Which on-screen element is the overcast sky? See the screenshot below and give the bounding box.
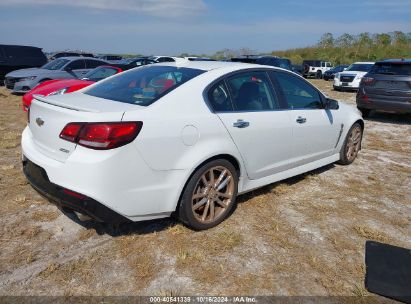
[1,0,410,55]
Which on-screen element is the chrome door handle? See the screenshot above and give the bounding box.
[296,116,307,124]
[233,119,250,128]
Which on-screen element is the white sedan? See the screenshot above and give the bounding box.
[22,61,364,230]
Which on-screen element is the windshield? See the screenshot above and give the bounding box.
[84,65,205,106]
[369,63,411,75]
[83,66,119,82]
[346,64,373,72]
[42,59,69,70]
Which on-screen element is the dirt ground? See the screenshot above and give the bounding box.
[0,80,410,297]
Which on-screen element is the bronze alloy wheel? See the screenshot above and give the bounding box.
[191,166,235,223]
[346,125,362,162]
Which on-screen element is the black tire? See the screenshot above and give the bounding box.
[338,122,363,165]
[316,70,322,79]
[333,86,340,91]
[358,107,371,118]
[178,159,238,230]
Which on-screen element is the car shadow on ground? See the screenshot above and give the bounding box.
[365,112,411,125]
[62,209,176,237]
[64,163,337,237]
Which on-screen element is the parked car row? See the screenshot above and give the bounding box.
[3,44,410,119]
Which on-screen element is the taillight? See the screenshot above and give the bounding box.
[60,123,83,142]
[59,122,142,150]
[361,77,375,86]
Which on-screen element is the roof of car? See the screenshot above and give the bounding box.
[57,56,106,61]
[379,58,411,63]
[352,62,375,64]
[154,60,282,72]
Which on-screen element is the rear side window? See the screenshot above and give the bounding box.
[85,59,106,69]
[84,66,205,106]
[208,81,232,112]
[226,71,279,111]
[83,66,118,81]
[370,63,411,76]
[157,57,175,62]
[66,59,85,70]
[273,72,323,109]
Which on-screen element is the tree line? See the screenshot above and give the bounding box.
[208,31,411,65]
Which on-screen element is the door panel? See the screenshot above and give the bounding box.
[217,112,293,180]
[289,109,341,166]
[209,71,293,180]
[271,71,341,167]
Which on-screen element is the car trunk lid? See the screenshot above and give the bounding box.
[29,93,142,162]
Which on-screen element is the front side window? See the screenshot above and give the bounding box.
[226,71,279,111]
[273,72,323,110]
[42,59,69,70]
[84,65,205,106]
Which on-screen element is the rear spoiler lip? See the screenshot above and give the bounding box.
[33,94,99,113]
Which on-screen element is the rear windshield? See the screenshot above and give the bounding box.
[346,63,374,72]
[42,59,69,70]
[84,65,205,106]
[369,62,411,75]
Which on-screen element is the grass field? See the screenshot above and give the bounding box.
[0,80,410,296]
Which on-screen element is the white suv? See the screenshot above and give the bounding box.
[302,60,333,79]
[333,62,375,91]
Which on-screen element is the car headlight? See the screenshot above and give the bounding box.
[335,73,340,79]
[20,76,37,81]
[47,87,68,96]
[355,74,362,80]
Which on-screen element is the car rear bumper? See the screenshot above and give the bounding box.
[356,96,411,114]
[23,156,129,224]
[21,126,187,223]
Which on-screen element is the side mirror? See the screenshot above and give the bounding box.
[343,68,347,71]
[326,98,339,110]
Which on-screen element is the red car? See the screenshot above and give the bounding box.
[22,65,122,111]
